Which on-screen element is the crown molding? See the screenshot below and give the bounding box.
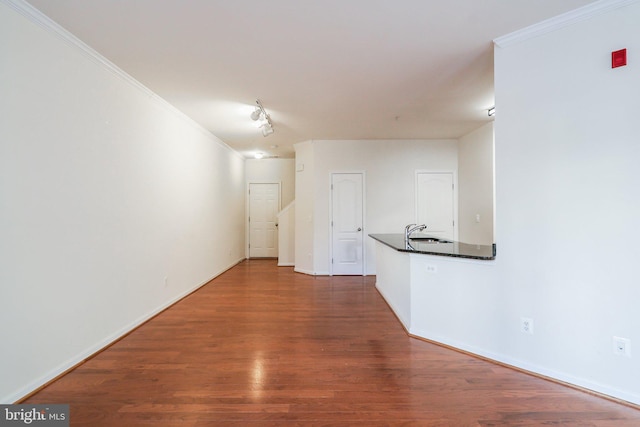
[494,0,639,48]
[2,0,150,94]
[1,0,243,160]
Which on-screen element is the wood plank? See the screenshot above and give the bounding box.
[23,259,640,426]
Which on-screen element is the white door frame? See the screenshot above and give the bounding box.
[246,181,282,259]
[414,170,458,242]
[329,171,366,276]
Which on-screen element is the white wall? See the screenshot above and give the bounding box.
[458,122,494,245]
[295,139,458,275]
[492,0,640,404]
[0,1,245,403]
[293,141,315,274]
[277,201,295,266]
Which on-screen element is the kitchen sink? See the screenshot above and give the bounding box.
[410,237,452,244]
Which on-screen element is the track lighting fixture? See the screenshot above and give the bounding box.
[250,99,274,137]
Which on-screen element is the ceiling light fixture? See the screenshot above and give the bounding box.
[254,152,264,159]
[262,126,274,137]
[250,108,262,121]
[488,106,495,117]
[250,99,274,137]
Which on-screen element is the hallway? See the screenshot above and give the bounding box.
[24,260,640,426]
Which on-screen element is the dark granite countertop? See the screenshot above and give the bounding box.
[369,233,496,260]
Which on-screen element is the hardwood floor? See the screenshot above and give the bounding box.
[24,260,640,426]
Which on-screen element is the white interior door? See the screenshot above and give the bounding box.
[331,173,364,275]
[416,172,455,240]
[249,183,279,258]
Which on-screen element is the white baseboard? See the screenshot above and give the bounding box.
[410,327,640,407]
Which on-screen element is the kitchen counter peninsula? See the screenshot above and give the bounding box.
[370,233,497,340]
[369,233,496,260]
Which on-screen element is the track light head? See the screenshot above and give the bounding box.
[262,125,274,137]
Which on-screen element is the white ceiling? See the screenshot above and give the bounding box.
[27,0,596,158]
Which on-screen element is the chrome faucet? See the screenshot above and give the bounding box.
[405,223,427,241]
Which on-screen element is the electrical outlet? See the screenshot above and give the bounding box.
[613,336,631,357]
[425,264,437,273]
[521,317,534,334]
